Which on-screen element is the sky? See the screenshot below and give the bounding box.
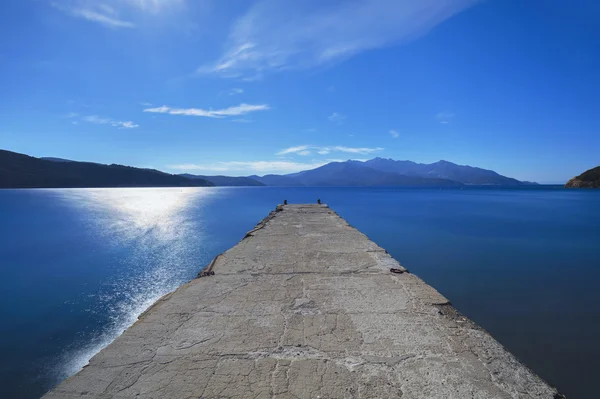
[1,0,599,183]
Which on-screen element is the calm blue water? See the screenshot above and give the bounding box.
[0,187,599,398]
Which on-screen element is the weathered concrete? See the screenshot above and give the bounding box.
[45,204,562,398]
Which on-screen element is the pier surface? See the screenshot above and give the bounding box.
[45,204,560,398]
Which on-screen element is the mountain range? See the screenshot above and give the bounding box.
[246,158,536,187]
[1,149,537,188]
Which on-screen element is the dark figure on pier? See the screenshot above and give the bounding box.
[284,200,288,205]
[317,199,321,204]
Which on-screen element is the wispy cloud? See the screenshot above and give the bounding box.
[81,115,139,129]
[143,103,269,118]
[389,129,399,138]
[51,0,186,28]
[200,0,479,78]
[119,121,140,128]
[52,2,135,28]
[436,111,456,124]
[332,146,384,154]
[328,112,346,124]
[168,160,330,174]
[125,0,186,14]
[228,88,244,96]
[277,145,384,156]
[277,145,311,155]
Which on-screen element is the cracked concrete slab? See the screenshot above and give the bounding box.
[44,204,562,398]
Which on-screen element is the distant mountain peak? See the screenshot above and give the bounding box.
[250,157,533,187]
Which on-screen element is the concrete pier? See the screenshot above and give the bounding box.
[45,204,561,398]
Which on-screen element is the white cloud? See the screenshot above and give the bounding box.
[144,103,269,118]
[167,156,378,175]
[167,160,330,174]
[200,0,479,78]
[82,115,111,124]
[52,2,135,28]
[276,145,384,156]
[51,0,186,28]
[436,111,456,124]
[74,8,134,28]
[277,145,311,155]
[389,129,399,138]
[124,0,186,13]
[328,112,346,124]
[228,88,244,96]
[334,146,384,154]
[81,115,139,129]
[119,121,140,128]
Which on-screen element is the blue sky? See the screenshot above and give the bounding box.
[1,0,599,183]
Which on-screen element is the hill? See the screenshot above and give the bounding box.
[286,162,462,186]
[0,150,213,188]
[180,174,264,186]
[248,159,532,187]
[363,158,528,185]
[565,166,600,188]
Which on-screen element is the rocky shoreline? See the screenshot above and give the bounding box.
[565,166,600,188]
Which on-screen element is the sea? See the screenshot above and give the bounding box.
[0,186,598,398]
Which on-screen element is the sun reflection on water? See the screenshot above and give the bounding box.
[50,187,217,381]
[60,187,205,237]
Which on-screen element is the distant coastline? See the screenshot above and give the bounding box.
[2,149,541,189]
[0,150,212,189]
